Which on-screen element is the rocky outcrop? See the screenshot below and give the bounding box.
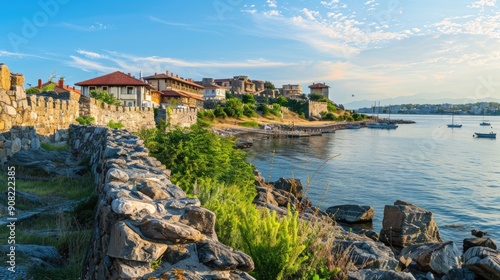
[463,246,500,280]
[348,269,416,280]
[272,177,303,200]
[399,241,461,276]
[72,125,254,280]
[326,204,374,223]
[379,200,442,248]
[334,241,399,270]
[463,237,497,253]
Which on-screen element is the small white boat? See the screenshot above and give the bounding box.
[480,122,491,126]
[447,112,462,128]
[474,132,496,139]
[346,124,361,129]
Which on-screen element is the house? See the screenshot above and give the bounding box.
[200,78,226,101]
[75,71,157,108]
[143,71,204,96]
[214,78,232,88]
[161,89,204,108]
[231,76,256,94]
[282,84,302,98]
[31,78,81,95]
[253,80,265,92]
[309,83,330,99]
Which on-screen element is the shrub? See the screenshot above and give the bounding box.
[90,90,121,106]
[243,104,258,118]
[271,103,282,118]
[107,120,124,129]
[76,116,94,125]
[242,94,255,104]
[258,104,272,117]
[239,120,259,128]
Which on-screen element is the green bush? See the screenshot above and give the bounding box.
[107,120,124,129]
[214,107,228,118]
[90,90,122,106]
[239,120,259,128]
[271,103,282,118]
[242,94,255,104]
[243,104,258,118]
[76,116,95,125]
[258,104,272,117]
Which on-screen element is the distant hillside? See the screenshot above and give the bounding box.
[343,96,500,110]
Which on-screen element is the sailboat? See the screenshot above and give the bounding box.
[480,111,491,126]
[367,103,398,129]
[447,112,462,128]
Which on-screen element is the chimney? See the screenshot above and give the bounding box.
[128,73,131,76]
[171,73,174,77]
[176,75,179,78]
[166,70,169,76]
[58,78,64,88]
[38,79,42,88]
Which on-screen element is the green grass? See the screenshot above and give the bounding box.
[7,174,94,200]
[238,120,259,128]
[40,142,69,151]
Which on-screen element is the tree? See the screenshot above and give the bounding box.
[90,90,122,106]
[275,95,288,107]
[242,94,255,104]
[264,81,276,89]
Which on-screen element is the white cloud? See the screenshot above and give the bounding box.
[76,49,108,59]
[266,0,277,8]
[264,10,281,17]
[468,0,496,8]
[364,0,375,5]
[302,8,320,21]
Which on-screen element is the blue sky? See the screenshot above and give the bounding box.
[0,0,499,105]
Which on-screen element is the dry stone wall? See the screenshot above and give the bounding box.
[168,108,198,128]
[69,125,255,279]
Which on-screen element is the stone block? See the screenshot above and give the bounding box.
[0,64,11,90]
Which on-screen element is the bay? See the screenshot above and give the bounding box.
[247,114,500,245]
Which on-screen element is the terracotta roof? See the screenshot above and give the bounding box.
[75,71,150,86]
[202,84,224,89]
[143,73,203,89]
[40,81,81,94]
[161,89,204,101]
[309,83,330,89]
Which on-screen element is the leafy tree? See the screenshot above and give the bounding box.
[275,95,288,107]
[242,94,255,104]
[243,104,258,118]
[214,106,228,118]
[90,90,122,106]
[308,94,324,101]
[258,104,271,117]
[225,91,234,99]
[264,81,276,89]
[224,98,245,119]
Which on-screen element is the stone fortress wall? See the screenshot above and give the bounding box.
[70,125,254,279]
[307,100,328,119]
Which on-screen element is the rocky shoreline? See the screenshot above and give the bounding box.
[252,173,499,280]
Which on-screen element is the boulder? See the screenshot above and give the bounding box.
[197,239,254,272]
[379,200,442,248]
[399,241,461,276]
[272,177,303,200]
[111,197,156,216]
[113,259,153,279]
[333,241,398,270]
[164,245,191,264]
[136,180,171,200]
[441,268,476,280]
[348,269,416,280]
[326,204,374,223]
[463,246,500,280]
[180,206,217,240]
[138,219,203,243]
[0,244,63,267]
[107,221,167,262]
[463,237,497,253]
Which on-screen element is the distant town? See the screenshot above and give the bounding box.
[357,102,500,115]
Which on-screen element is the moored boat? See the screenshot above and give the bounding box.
[366,122,398,129]
[474,132,496,139]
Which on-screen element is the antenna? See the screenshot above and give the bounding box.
[48,70,57,82]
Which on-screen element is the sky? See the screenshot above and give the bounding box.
[0,0,499,106]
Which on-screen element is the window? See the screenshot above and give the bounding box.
[127,102,134,107]
[89,86,96,91]
[127,87,133,95]
[102,86,108,91]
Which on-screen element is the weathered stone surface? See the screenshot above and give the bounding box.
[0,64,10,90]
[164,198,201,210]
[113,259,153,279]
[273,177,303,200]
[139,219,202,243]
[463,246,500,280]
[197,239,254,272]
[326,204,374,223]
[137,180,171,200]
[3,104,16,116]
[106,168,130,183]
[399,241,461,276]
[348,269,416,280]
[441,268,476,280]
[107,221,167,262]
[379,200,442,248]
[463,237,497,253]
[180,206,217,239]
[164,245,191,264]
[334,241,398,270]
[111,198,156,215]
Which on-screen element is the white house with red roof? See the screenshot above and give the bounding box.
[308,83,330,99]
[75,71,157,108]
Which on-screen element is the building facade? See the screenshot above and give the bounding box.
[75,71,157,107]
[282,84,302,98]
[308,83,330,99]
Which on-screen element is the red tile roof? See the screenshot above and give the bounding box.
[75,71,150,86]
[309,83,330,89]
[40,81,81,94]
[202,84,224,89]
[161,89,204,101]
[143,73,204,89]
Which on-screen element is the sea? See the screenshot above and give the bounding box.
[247,114,500,246]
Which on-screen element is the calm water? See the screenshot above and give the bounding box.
[247,114,500,245]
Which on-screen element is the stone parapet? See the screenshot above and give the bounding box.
[69,125,254,279]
